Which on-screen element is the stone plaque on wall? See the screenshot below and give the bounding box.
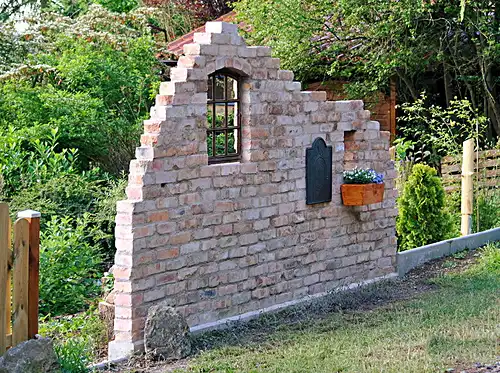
[306,137,333,205]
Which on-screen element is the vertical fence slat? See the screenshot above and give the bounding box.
[28,217,40,339]
[18,210,41,339]
[12,218,29,346]
[0,203,9,352]
[6,216,11,347]
[461,139,475,236]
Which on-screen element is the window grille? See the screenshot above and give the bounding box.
[207,70,242,164]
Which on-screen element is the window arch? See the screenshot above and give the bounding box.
[207,69,242,164]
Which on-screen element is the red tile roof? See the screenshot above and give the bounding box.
[167,11,238,56]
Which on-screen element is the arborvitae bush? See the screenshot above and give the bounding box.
[397,164,452,251]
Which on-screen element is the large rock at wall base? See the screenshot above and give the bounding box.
[0,337,60,373]
[144,302,191,361]
[98,299,115,341]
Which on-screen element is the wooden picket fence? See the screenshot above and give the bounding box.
[0,203,40,353]
[441,149,500,192]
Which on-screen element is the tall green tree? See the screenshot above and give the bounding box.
[235,0,500,138]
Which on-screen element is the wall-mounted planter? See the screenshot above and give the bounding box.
[341,183,385,206]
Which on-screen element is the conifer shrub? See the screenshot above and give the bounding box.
[397,164,452,251]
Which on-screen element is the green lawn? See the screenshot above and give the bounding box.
[176,244,500,373]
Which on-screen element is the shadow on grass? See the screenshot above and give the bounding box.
[191,275,429,353]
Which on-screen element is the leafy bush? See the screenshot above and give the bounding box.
[41,308,107,372]
[91,177,127,263]
[397,164,452,251]
[206,111,237,156]
[39,215,103,316]
[445,188,500,235]
[343,168,384,184]
[9,174,101,220]
[476,191,500,231]
[54,338,91,373]
[0,127,80,197]
[477,242,500,273]
[398,94,489,166]
[0,5,160,173]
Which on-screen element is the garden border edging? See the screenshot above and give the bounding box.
[397,227,500,277]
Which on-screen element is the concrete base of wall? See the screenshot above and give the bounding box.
[397,227,500,277]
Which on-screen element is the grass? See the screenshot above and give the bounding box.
[174,243,500,373]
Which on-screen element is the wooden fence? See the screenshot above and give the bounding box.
[441,149,500,192]
[0,203,40,353]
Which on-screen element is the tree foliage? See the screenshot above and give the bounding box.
[144,0,234,23]
[235,0,500,138]
[0,5,160,173]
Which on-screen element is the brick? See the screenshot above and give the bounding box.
[214,201,235,212]
[254,219,270,231]
[170,232,191,245]
[214,224,233,236]
[240,233,259,245]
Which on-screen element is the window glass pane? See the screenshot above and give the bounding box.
[207,77,213,100]
[207,132,214,157]
[227,128,237,154]
[214,75,225,100]
[227,76,237,99]
[207,105,214,128]
[214,103,226,128]
[214,131,226,156]
[227,103,237,127]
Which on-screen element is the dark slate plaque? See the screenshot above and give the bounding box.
[306,137,333,205]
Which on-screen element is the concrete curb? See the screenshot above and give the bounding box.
[397,227,500,277]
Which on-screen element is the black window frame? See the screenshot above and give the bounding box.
[207,69,242,164]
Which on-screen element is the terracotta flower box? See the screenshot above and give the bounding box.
[341,183,385,206]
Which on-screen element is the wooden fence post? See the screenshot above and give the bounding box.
[12,218,29,346]
[389,146,396,161]
[18,210,41,339]
[461,139,475,236]
[0,203,10,352]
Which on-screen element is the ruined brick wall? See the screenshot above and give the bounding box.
[109,21,398,359]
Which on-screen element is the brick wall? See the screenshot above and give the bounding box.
[108,21,398,359]
[306,81,397,141]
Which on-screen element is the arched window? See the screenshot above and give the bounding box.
[207,69,241,164]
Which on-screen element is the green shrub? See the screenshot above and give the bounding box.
[40,308,107,372]
[91,177,127,263]
[54,338,91,373]
[9,174,102,222]
[0,6,160,174]
[477,242,500,273]
[39,215,103,316]
[207,132,236,157]
[0,126,124,264]
[0,127,80,197]
[444,188,500,235]
[398,95,489,167]
[475,190,500,231]
[443,191,461,238]
[397,164,452,251]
